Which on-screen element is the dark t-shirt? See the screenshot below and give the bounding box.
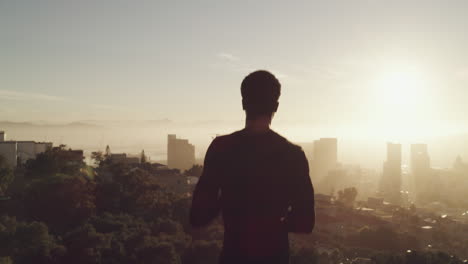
[190,129,315,264]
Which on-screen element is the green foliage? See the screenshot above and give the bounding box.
[0,257,13,264]
[140,150,147,164]
[24,174,96,231]
[347,225,401,251]
[62,224,111,264]
[0,216,65,264]
[0,155,14,193]
[91,151,104,167]
[183,240,221,264]
[0,149,218,263]
[96,165,172,219]
[86,213,188,264]
[171,197,192,231]
[136,241,180,264]
[337,187,358,207]
[290,247,319,264]
[371,250,466,264]
[2,147,465,264]
[25,147,85,178]
[184,165,203,177]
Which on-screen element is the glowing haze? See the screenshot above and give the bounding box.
[1,1,468,157]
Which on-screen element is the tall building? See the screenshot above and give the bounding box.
[167,134,195,171]
[411,144,430,173]
[54,148,85,165]
[17,141,52,164]
[109,153,140,164]
[321,169,347,195]
[0,131,52,167]
[381,142,402,204]
[453,155,467,172]
[0,141,17,167]
[310,138,338,187]
[410,144,430,181]
[410,144,432,203]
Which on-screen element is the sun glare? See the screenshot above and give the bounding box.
[377,69,426,107]
[370,65,434,140]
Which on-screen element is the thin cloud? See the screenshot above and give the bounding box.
[215,52,290,81]
[91,104,133,111]
[217,52,240,62]
[292,64,344,79]
[269,69,288,79]
[92,104,120,110]
[0,89,64,101]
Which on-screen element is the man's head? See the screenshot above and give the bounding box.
[241,70,281,120]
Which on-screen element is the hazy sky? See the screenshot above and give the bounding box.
[1,0,468,141]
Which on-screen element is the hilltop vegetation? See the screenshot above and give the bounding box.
[0,149,466,264]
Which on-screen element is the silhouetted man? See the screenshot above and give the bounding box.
[190,70,315,264]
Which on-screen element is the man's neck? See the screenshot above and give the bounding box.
[245,116,272,134]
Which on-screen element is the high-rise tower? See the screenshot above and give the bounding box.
[381,142,402,204]
[310,138,338,186]
[167,134,195,171]
[410,144,431,202]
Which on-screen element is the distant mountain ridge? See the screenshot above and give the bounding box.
[0,119,177,128]
[0,121,100,128]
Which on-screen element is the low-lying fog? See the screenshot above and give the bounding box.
[1,120,467,169]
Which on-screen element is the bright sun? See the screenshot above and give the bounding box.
[377,69,426,107]
[371,66,433,139]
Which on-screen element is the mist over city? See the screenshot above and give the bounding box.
[2,120,468,169]
[1,1,468,264]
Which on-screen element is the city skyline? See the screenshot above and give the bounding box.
[1,123,467,170]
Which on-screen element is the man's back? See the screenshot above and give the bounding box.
[190,129,315,264]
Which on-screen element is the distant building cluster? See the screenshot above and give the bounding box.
[167,134,195,171]
[2,125,465,210]
[342,140,468,207]
[303,137,468,207]
[109,153,140,164]
[379,142,467,206]
[56,148,85,166]
[0,131,52,167]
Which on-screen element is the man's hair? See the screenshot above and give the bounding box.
[241,70,281,117]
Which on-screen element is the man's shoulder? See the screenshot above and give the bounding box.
[210,129,304,154]
[208,130,243,152]
[270,130,304,153]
